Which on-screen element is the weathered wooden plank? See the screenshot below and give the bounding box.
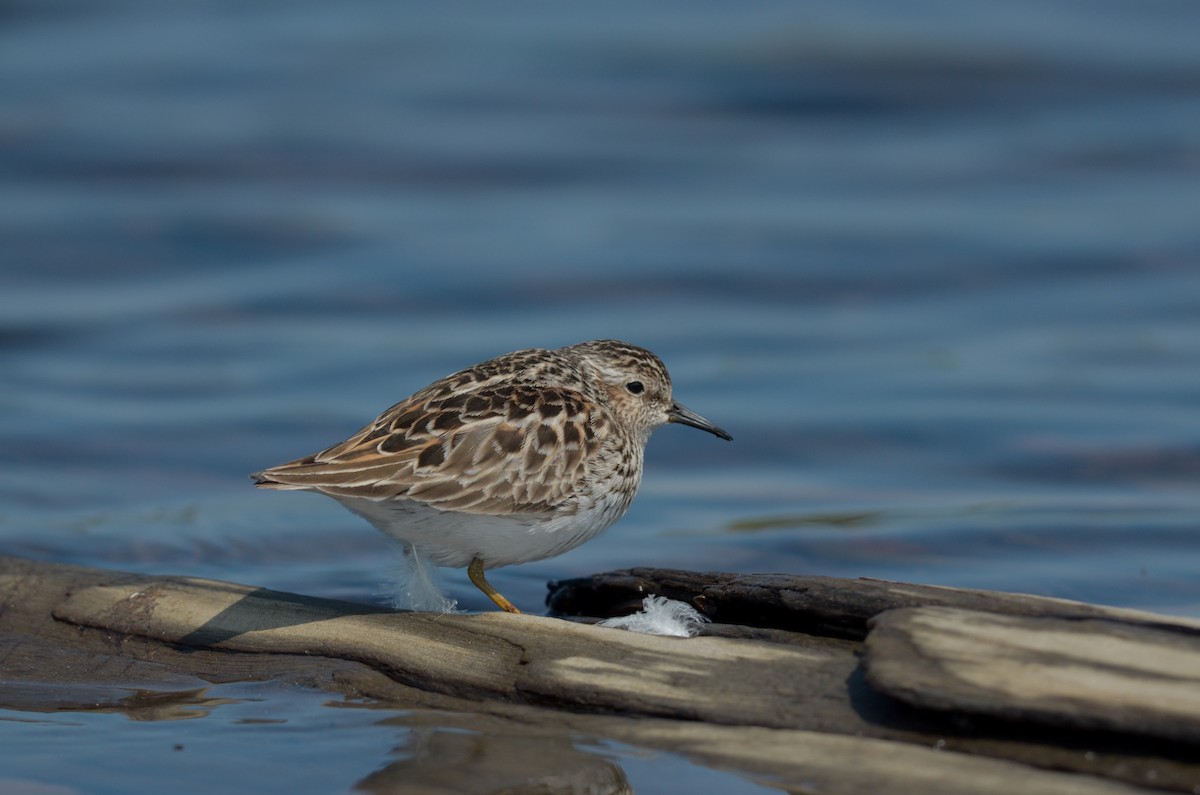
[863,606,1200,744]
[50,573,852,728]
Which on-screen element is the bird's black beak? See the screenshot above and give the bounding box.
[667,401,732,441]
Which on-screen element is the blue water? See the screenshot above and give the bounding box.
[0,684,774,794]
[2,1,1199,791]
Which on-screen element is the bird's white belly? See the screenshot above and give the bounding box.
[333,492,631,569]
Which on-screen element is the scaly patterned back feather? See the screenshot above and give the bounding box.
[252,345,643,517]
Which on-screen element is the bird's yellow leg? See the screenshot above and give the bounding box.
[468,556,521,614]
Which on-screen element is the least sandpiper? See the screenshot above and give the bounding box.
[252,339,731,613]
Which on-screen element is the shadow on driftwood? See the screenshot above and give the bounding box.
[175,584,398,648]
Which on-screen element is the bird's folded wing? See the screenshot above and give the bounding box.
[253,384,612,516]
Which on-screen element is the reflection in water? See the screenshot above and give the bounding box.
[0,684,238,722]
[357,727,633,795]
[118,687,240,722]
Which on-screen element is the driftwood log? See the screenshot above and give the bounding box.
[2,555,1198,794]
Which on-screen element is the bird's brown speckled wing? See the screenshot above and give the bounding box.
[254,382,611,516]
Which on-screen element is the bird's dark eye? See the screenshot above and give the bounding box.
[626,381,645,395]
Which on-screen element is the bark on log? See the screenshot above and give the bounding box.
[546,567,1200,640]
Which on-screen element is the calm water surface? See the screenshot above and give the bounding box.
[2,1,1199,792]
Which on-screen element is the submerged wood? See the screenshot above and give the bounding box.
[2,555,1199,794]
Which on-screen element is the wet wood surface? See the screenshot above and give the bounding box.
[2,555,1198,794]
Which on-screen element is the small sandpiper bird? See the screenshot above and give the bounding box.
[252,339,731,612]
